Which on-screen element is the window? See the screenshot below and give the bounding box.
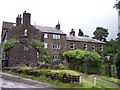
[99,44,103,51]
[52,44,61,49]
[92,44,95,51]
[53,34,60,39]
[53,55,60,60]
[37,52,39,59]
[44,43,48,49]
[70,42,75,49]
[83,43,87,50]
[44,33,48,38]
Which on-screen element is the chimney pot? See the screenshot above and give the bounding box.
[70,28,75,36]
[55,21,60,29]
[16,14,22,26]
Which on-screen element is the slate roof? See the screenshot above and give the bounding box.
[34,25,66,35]
[2,21,15,30]
[66,35,105,44]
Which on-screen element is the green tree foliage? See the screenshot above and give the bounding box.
[63,49,102,74]
[78,29,84,36]
[29,39,45,53]
[2,39,19,52]
[103,39,118,63]
[63,49,101,61]
[93,27,109,42]
[116,32,120,79]
[29,39,52,63]
[114,0,120,10]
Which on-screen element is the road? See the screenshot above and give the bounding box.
[0,78,42,88]
[0,71,58,89]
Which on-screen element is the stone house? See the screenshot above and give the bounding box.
[66,29,105,53]
[1,11,105,67]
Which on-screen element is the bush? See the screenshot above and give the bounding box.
[58,63,67,70]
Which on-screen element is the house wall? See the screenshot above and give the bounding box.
[8,43,38,67]
[43,33,66,59]
[66,40,104,52]
[7,25,42,41]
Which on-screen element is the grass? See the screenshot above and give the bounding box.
[89,78,118,88]
[101,76,120,85]
[50,69,84,75]
[96,80,118,88]
[3,68,120,88]
[4,70,93,88]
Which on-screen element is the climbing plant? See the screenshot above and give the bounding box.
[29,39,52,63]
[63,49,102,74]
[2,39,19,52]
[29,39,45,53]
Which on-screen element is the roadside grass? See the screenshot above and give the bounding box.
[89,78,118,88]
[3,68,120,88]
[96,80,118,88]
[101,76,120,85]
[20,66,84,75]
[4,70,94,88]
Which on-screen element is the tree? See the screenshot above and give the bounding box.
[93,27,109,42]
[29,39,50,63]
[114,0,120,10]
[78,29,84,36]
[116,32,120,79]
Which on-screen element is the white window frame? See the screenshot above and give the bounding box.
[52,44,61,49]
[37,52,39,59]
[53,55,60,60]
[99,44,103,51]
[92,44,95,51]
[53,34,60,39]
[44,33,48,38]
[70,42,75,49]
[83,43,87,50]
[57,35,60,39]
[44,43,48,49]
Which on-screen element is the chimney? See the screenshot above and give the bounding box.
[55,22,60,29]
[70,29,75,36]
[23,11,31,25]
[16,14,22,26]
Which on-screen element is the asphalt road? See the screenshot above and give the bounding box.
[0,71,58,89]
[0,78,42,88]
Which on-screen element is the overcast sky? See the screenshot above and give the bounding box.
[0,0,118,41]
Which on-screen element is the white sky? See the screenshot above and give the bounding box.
[0,0,118,41]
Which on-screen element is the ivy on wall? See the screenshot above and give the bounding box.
[28,39,46,53]
[62,49,103,74]
[2,39,19,52]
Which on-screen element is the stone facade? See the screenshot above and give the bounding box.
[1,11,105,67]
[7,42,38,67]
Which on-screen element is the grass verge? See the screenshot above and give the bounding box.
[4,70,94,88]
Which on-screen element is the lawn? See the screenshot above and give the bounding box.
[50,69,84,75]
[101,76,120,85]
